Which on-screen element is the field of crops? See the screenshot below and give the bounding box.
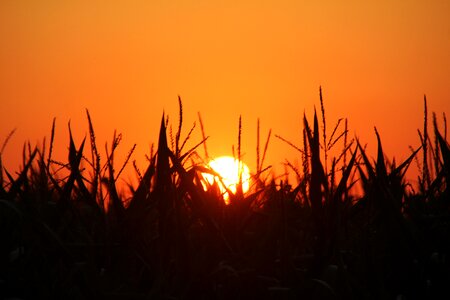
[1,95,449,299]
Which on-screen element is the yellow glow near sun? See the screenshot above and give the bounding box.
[202,156,251,201]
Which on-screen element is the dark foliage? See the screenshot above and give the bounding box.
[1,95,449,299]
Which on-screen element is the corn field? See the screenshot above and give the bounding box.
[1,93,449,299]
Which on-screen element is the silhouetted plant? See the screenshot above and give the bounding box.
[0,92,449,299]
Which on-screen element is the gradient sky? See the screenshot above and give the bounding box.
[1,0,449,185]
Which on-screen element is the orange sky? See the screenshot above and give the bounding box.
[1,1,449,186]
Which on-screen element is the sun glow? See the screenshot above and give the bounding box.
[202,156,251,202]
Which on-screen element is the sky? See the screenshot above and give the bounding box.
[1,0,449,186]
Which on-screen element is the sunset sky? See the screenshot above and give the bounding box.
[1,1,449,185]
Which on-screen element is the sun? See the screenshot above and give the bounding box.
[202,156,251,202]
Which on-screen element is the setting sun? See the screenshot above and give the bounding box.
[202,156,251,201]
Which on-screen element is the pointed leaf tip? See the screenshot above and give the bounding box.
[374,127,387,178]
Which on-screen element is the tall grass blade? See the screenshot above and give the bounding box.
[444,112,447,140]
[7,148,38,200]
[257,118,260,174]
[179,122,196,156]
[319,86,327,174]
[155,113,173,233]
[302,128,309,179]
[86,110,101,200]
[261,129,271,173]
[392,146,422,179]
[47,118,56,171]
[0,128,16,155]
[422,95,430,188]
[434,122,450,189]
[374,127,388,180]
[105,135,125,222]
[60,123,86,206]
[356,138,375,179]
[197,112,209,160]
[126,155,156,220]
[275,134,304,154]
[327,118,343,150]
[115,144,136,181]
[176,95,183,158]
[334,148,358,202]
